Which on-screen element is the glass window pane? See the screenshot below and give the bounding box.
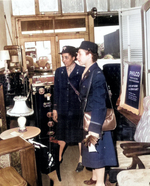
[62,0,84,13]
[12,0,35,16]
[86,0,107,12]
[36,41,51,65]
[25,41,52,70]
[25,42,36,62]
[21,20,54,35]
[120,8,142,65]
[146,9,150,70]
[55,18,86,33]
[110,0,130,11]
[135,0,147,7]
[39,0,58,12]
[94,25,120,61]
[55,18,85,29]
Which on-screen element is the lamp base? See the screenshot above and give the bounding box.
[17,116,27,133]
[18,128,27,133]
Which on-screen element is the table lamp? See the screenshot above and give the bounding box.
[0,50,10,72]
[7,96,34,132]
[11,55,19,67]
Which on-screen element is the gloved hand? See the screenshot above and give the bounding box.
[82,135,99,147]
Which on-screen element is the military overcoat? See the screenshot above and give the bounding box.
[53,63,84,143]
[79,63,117,168]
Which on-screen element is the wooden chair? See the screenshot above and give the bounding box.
[0,166,27,186]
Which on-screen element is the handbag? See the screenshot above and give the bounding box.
[82,71,116,132]
[83,108,116,132]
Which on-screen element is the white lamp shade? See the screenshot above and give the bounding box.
[0,50,10,61]
[7,96,34,117]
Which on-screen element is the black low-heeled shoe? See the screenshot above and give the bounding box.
[75,162,84,172]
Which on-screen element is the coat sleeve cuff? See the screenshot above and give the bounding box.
[88,131,99,138]
[89,122,102,135]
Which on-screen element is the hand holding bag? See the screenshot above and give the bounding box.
[82,135,99,147]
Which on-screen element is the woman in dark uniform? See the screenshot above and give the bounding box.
[53,46,85,172]
[77,41,117,185]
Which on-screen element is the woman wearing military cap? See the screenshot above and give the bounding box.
[53,45,85,172]
[77,41,117,185]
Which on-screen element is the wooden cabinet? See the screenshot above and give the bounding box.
[0,136,38,186]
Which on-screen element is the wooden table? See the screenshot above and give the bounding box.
[0,126,41,140]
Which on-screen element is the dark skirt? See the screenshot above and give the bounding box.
[81,131,117,169]
[55,111,83,143]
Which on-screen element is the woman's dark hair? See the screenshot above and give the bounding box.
[69,48,78,60]
[86,51,98,62]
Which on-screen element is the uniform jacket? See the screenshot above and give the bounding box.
[53,63,84,115]
[79,62,107,134]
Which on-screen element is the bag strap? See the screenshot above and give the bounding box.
[105,84,114,109]
[83,70,94,111]
[68,70,113,112]
[82,72,114,111]
[68,79,80,96]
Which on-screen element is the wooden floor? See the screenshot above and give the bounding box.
[8,122,120,185]
[8,121,116,185]
[45,145,117,186]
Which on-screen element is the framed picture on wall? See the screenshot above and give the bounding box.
[119,61,143,115]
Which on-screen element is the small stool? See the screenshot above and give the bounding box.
[117,169,150,186]
[0,166,27,186]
